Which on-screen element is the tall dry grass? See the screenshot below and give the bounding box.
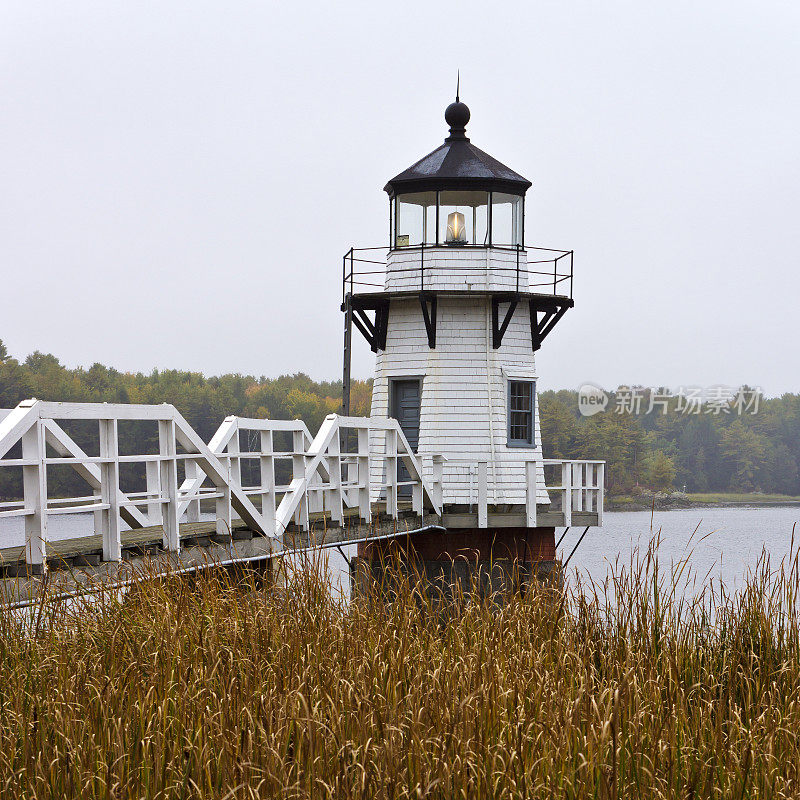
[2,537,800,799]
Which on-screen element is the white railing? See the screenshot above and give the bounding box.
[0,399,603,569]
[445,457,604,528]
[183,414,442,537]
[0,401,441,568]
[542,460,605,527]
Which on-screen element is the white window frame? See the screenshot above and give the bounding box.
[507,379,535,448]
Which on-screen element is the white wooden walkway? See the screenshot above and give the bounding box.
[0,400,603,573]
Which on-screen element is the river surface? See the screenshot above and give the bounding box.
[2,506,799,594]
[560,505,800,591]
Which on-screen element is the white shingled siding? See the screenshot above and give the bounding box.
[385,247,528,293]
[369,294,549,506]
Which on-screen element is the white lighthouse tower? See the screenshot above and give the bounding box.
[342,94,602,587]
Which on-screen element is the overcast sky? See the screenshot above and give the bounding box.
[1,1,798,396]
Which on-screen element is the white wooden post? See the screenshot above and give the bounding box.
[325,426,343,524]
[158,419,180,552]
[307,427,325,516]
[345,456,358,508]
[572,462,584,512]
[597,462,605,526]
[410,462,423,516]
[93,491,103,539]
[228,429,241,487]
[99,419,122,561]
[583,464,592,513]
[525,460,537,527]
[183,459,201,522]
[146,458,162,525]
[292,429,310,530]
[432,454,445,510]
[477,460,488,529]
[403,437,423,516]
[385,428,398,519]
[562,461,572,527]
[214,436,234,540]
[22,420,47,568]
[259,430,276,536]
[357,427,371,523]
[215,459,232,539]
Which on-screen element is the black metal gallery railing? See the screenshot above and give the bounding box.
[341,244,573,304]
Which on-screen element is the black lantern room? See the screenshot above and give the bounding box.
[385,97,531,250]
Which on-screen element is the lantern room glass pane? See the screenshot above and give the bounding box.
[395,192,437,247]
[491,193,523,246]
[438,191,489,246]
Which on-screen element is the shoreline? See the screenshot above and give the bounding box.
[607,496,800,513]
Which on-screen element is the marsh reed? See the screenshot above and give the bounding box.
[2,535,800,799]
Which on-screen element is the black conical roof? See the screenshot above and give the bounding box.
[384,99,531,197]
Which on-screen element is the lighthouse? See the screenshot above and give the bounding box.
[342,94,603,591]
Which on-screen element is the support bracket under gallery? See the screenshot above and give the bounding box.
[345,295,390,353]
[419,292,437,349]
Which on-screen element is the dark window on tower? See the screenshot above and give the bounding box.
[507,380,535,446]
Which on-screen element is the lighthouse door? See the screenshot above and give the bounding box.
[390,379,421,497]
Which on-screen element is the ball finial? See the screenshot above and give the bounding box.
[445,98,470,143]
[445,100,470,131]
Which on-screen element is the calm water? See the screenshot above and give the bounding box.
[3,506,800,592]
[562,505,800,590]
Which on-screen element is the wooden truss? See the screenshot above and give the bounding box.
[492,294,574,351]
[346,295,390,353]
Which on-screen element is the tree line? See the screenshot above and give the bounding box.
[539,388,800,495]
[0,341,371,500]
[1,340,798,497]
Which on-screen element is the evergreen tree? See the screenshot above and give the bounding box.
[648,452,676,492]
